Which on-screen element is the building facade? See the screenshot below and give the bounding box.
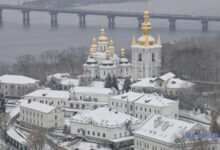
[70,107,142,149]
[109,91,179,120]
[0,75,39,98]
[70,86,112,103]
[131,11,162,81]
[134,114,217,150]
[20,100,64,129]
[24,89,71,107]
[131,72,194,96]
[83,29,132,80]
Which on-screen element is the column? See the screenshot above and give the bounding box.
[78,14,86,28]
[201,20,208,32]
[169,18,176,31]
[50,12,58,28]
[108,16,115,29]
[22,10,30,27]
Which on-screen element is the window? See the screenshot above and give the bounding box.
[78,129,80,133]
[93,131,95,136]
[98,132,100,137]
[152,53,155,62]
[103,133,105,138]
[138,53,142,61]
[55,115,57,119]
[112,102,114,106]
[87,131,90,135]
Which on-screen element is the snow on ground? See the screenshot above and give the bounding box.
[180,109,211,124]
[60,141,112,150]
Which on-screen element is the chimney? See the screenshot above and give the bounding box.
[28,99,31,104]
[162,121,169,131]
[154,116,162,128]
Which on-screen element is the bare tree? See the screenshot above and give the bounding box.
[25,130,46,150]
[0,112,10,142]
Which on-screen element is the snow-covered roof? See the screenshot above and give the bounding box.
[71,107,141,128]
[47,73,70,80]
[0,74,38,84]
[111,92,177,107]
[90,81,105,88]
[9,107,20,119]
[71,87,112,95]
[20,100,55,113]
[131,77,156,88]
[166,78,193,89]
[86,58,97,64]
[60,78,79,86]
[25,89,70,99]
[111,92,144,102]
[60,141,112,150]
[134,114,198,143]
[157,72,175,81]
[7,127,26,144]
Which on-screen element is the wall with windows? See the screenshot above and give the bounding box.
[0,82,39,98]
[20,106,64,129]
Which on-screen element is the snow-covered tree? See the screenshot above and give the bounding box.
[105,74,112,88]
[0,112,9,142]
[123,77,131,92]
[111,75,118,91]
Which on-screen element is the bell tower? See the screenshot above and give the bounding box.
[131,11,162,81]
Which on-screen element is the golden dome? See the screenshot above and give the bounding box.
[108,40,115,51]
[89,48,94,58]
[106,50,110,59]
[137,10,155,46]
[98,28,108,42]
[91,38,98,49]
[121,48,125,57]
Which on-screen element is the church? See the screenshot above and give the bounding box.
[83,10,161,81]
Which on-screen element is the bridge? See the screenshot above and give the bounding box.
[0,4,220,31]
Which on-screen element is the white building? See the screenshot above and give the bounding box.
[83,29,132,80]
[109,91,179,120]
[132,11,161,81]
[70,107,142,149]
[131,72,194,96]
[60,78,79,90]
[134,114,217,150]
[82,11,163,82]
[0,74,39,98]
[70,86,112,103]
[47,73,71,82]
[47,73,79,90]
[24,89,71,107]
[20,100,64,129]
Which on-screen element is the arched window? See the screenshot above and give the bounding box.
[152,53,155,62]
[138,53,142,61]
